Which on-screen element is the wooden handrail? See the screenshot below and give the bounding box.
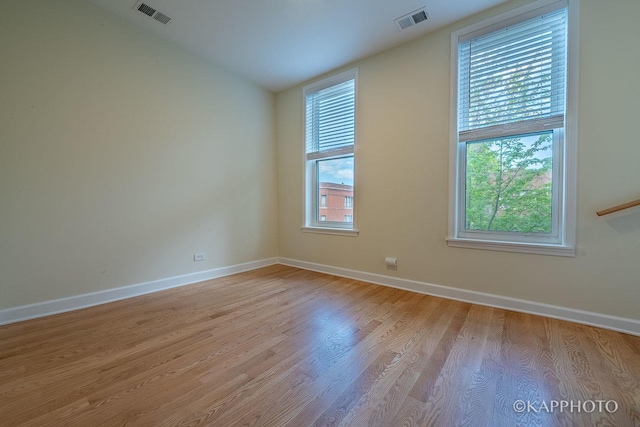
[597,198,640,216]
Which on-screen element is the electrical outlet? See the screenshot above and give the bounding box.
[194,252,206,262]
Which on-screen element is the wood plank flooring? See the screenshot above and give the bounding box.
[1,264,639,426]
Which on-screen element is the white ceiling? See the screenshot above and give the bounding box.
[89,0,510,92]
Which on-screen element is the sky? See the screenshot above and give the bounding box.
[318,157,354,186]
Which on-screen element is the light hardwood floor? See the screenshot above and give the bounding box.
[1,264,639,426]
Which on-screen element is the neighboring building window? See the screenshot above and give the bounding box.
[344,215,353,222]
[448,0,577,256]
[345,196,353,208]
[303,69,357,233]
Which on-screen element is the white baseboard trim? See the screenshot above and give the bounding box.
[4,256,638,337]
[0,258,278,326]
[278,257,640,337]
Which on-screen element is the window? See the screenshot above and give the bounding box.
[345,196,353,208]
[302,69,358,235]
[448,0,577,256]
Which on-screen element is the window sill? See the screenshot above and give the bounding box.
[301,226,359,237]
[446,237,575,257]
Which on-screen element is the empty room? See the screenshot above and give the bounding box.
[1,0,639,425]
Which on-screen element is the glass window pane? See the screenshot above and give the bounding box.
[316,157,354,223]
[465,132,553,233]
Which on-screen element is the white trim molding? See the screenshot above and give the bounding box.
[300,226,359,237]
[0,258,278,326]
[446,238,576,257]
[278,257,640,337]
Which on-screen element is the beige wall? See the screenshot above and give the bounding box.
[276,0,640,320]
[0,0,277,308]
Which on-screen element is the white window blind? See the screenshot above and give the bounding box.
[305,79,355,160]
[458,8,567,142]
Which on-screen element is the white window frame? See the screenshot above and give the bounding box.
[447,0,578,256]
[301,69,359,237]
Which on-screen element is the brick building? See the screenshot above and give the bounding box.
[318,182,353,223]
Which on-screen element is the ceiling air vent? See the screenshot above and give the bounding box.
[394,7,429,31]
[134,2,172,25]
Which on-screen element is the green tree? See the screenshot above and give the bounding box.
[465,133,552,233]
